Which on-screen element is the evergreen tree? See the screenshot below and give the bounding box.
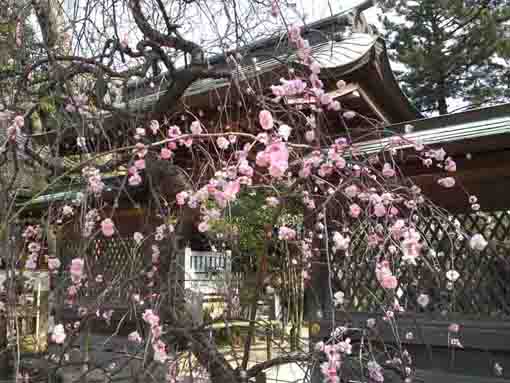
[381,0,510,114]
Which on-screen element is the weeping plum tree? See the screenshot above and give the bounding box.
[0,0,489,382]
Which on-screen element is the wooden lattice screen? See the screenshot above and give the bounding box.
[334,210,510,318]
[59,238,148,304]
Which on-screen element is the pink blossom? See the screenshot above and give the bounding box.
[376,261,397,289]
[343,110,356,119]
[333,232,350,251]
[224,180,240,201]
[101,218,115,237]
[153,340,168,363]
[288,25,301,43]
[176,191,188,206]
[51,324,66,344]
[438,177,455,188]
[128,331,142,343]
[190,120,203,135]
[152,245,160,263]
[380,275,398,289]
[135,143,147,158]
[373,203,386,217]
[328,100,341,111]
[259,110,274,130]
[134,159,145,170]
[344,185,359,199]
[278,124,292,140]
[266,197,280,207]
[70,258,84,281]
[423,158,433,167]
[133,232,143,244]
[267,142,289,178]
[382,163,396,177]
[238,161,254,177]
[142,309,160,327]
[198,221,210,233]
[445,158,456,172]
[167,126,182,137]
[278,227,296,241]
[256,151,270,167]
[305,130,315,142]
[217,136,230,149]
[129,172,142,186]
[160,147,172,159]
[135,128,146,138]
[310,61,321,74]
[48,257,61,271]
[349,203,361,218]
[448,323,460,333]
[401,229,422,264]
[14,115,24,128]
[256,133,269,145]
[149,120,159,134]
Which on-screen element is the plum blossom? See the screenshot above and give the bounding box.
[190,120,203,135]
[344,185,359,199]
[367,361,384,382]
[373,203,386,217]
[278,124,292,140]
[343,110,356,119]
[198,221,210,233]
[259,110,274,130]
[417,293,430,308]
[128,331,142,343]
[438,177,455,188]
[470,233,488,251]
[48,257,61,272]
[101,218,115,237]
[70,258,84,283]
[153,340,168,363]
[332,232,349,251]
[376,261,398,289]
[382,163,396,177]
[160,147,172,159]
[266,197,280,207]
[133,232,143,244]
[401,229,422,264]
[333,291,344,306]
[217,136,230,149]
[446,269,460,282]
[278,227,296,241]
[445,158,457,172]
[176,191,189,206]
[128,172,142,186]
[51,324,66,344]
[142,309,160,328]
[149,120,159,134]
[349,203,361,218]
[267,142,289,178]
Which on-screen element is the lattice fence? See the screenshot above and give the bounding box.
[59,237,148,304]
[334,210,510,318]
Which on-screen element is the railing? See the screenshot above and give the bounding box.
[184,249,232,274]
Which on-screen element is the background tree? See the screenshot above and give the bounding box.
[381,0,510,115]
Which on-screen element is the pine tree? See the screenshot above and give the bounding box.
[381,0,510,115]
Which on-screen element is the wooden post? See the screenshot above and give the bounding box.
[265,327,272,360]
